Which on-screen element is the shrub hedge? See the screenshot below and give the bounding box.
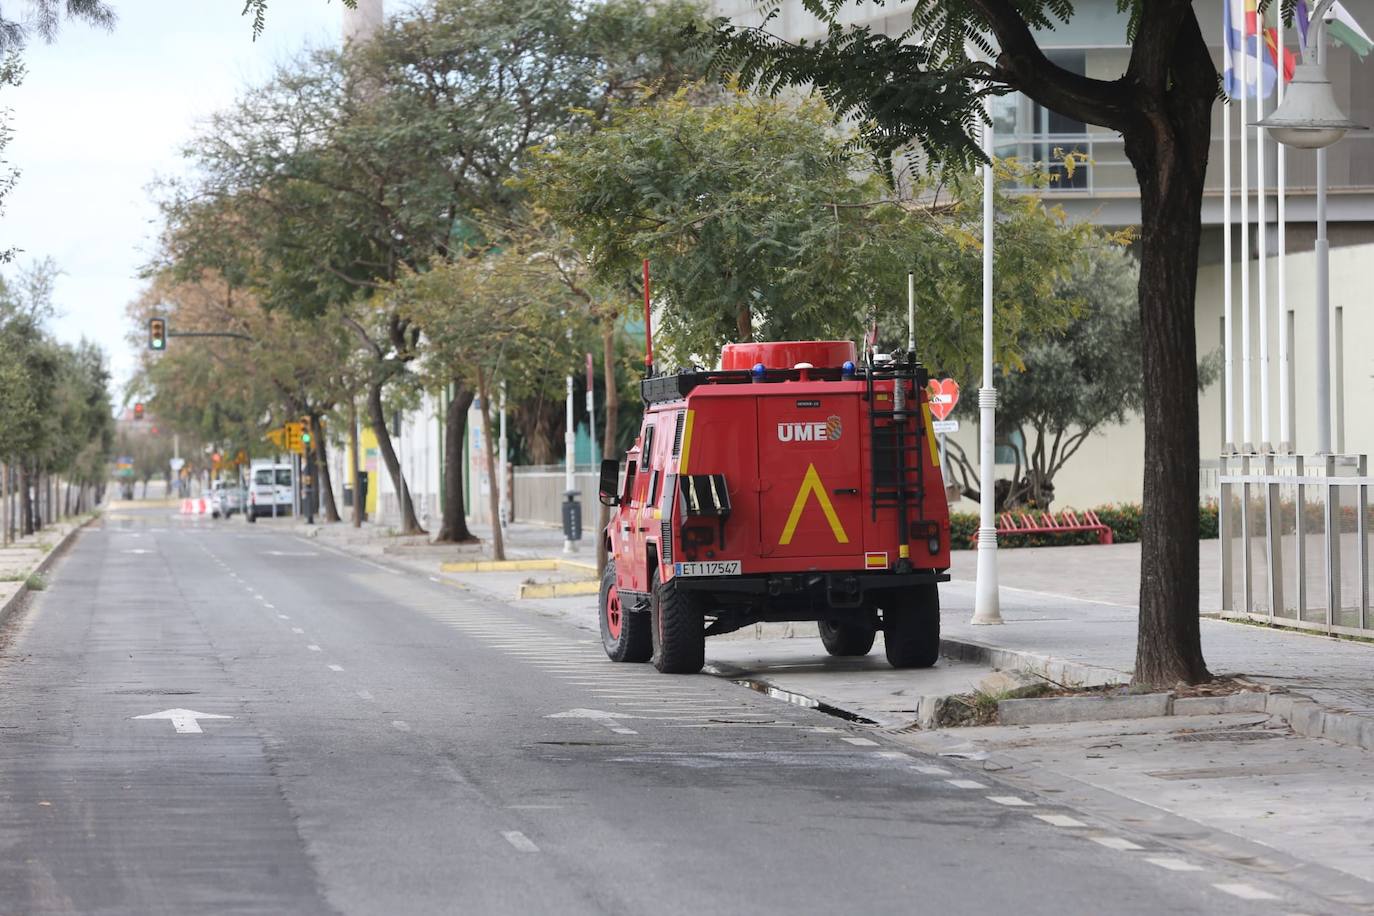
[949,502,1218,550]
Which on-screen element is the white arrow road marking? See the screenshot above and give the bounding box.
[132,708,232,735]
[546,708,639,735]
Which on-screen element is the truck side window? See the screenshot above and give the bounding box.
[640,424,656,471]
[621,462,637,505]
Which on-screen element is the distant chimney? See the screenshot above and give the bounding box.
[343,0,383,46]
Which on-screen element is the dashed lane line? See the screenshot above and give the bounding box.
[987,796,1035,807]
[1213,883,1278,902]
[912,765,951,776]
[841,737,878,746]
[502,831,540,853]
[391,720,411,732]
[291,627,305,634]
[307,645,322,652]
[1145,858,1203,872]
[1035,814,1086,828]
[1090,836,1143,852]
[946,779,987,789]
[328,664,344,672]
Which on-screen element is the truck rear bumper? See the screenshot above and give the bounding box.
[672,569,949,604]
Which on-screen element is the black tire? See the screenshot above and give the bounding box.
[651,575,704,674]
[883,584,941,669]
[818,619,876,656]
[600,559,651,663]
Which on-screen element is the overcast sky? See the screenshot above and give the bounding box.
[5,1,348,401]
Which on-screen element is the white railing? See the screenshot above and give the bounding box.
[1218,454,1372,637]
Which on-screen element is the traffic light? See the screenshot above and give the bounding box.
[134,402,145,421]
[301,418,313,447]
[148,317,167,351]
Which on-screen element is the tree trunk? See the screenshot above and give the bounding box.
[597,321,621,577]
[1124,94,1213,687]
[366,381,426,535]
[1,462,8,547]
[477,375,505,562]
[349,399,362,528]
[735,301,751,342]
[435,382,477,543]
[19,463,33,536]
[313,418,342,523]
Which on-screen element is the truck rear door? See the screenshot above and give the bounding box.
[756,394,863,560]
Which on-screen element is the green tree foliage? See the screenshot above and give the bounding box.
[526,88,1109,376]
[712,0,1226,686]
[155,0,707,539]
[0,261,113,534]
[943,246,1200,510]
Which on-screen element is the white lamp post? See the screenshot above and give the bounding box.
[1256,0,1368,455]
[971,114,1002,626]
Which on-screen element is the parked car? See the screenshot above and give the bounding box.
[246,461,293,522]
[210,480,245,519]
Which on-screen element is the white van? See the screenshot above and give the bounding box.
[246,460,293,522]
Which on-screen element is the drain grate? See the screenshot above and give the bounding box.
[732,678,878,726]
[1173,730,1281,743]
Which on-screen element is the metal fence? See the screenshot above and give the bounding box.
[1219,454,1372,638]
[467,464,600,529]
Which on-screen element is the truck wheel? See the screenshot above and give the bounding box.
[651,576,704,674]
[818,620,875,656]
[600,559,651,663]
[883,584,940,669]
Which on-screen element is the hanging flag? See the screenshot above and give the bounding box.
[1225,0,1283,98]
[1264,25,1297,81]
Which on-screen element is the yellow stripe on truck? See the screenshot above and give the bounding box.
[678,409,696,474]
[922,402,940,467]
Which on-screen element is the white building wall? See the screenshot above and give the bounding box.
[943,242,1374,513]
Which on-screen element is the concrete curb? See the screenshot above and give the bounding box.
[516,579,600,600]
[1267,690,1374,751]
[0,513,99,630]
[939,636,1130,688]
[997,690,1268,726]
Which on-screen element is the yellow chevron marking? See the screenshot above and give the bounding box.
[779,463,850,546]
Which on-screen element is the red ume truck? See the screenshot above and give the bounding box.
[597,339,951,674]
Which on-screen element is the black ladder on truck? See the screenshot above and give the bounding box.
[863,359,930,571]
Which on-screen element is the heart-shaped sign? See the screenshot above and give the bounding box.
[927,378,960,421]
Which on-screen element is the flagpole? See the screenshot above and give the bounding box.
[1223,84,1235,455]
[1240,5,1253,454]
[1257,3,1271,453]
[1225,0,1236,455]
[1277,6,1292,453]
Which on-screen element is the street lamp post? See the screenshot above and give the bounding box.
[971,114,1002,626]
[1256,0,1368,455]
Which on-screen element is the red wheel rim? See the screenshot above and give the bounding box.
[605,586,623,641]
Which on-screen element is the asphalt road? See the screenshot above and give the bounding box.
[0,508,1319,915]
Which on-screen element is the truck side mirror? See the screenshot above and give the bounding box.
[598,458,621,507]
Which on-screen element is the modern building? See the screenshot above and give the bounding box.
[710,0,1374,511]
